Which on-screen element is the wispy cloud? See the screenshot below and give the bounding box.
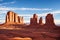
[17,8,52,10]
[0,7,52,11]
[54,20,60,24]
[0,10,60,17]
[0,19,5,23]
[0,1,15,6]
[18,14,33,17]
[18,10,60,17]
[0,10,7,14]
[38,10,60,16]
[0,8,60,17]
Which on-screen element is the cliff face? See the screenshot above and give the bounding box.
[5,11,24,24]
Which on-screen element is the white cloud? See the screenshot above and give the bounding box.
[18,8,52,10]
[54,20,60,24]
[48,10,60,14]
[0,19,5,23]
[18,10,60,17]
[24,20,30,23]
[38,10,60,16]
[0,7,52,11]
[0,7,59,16]
[18,14,33,17]
[0,10,7,14]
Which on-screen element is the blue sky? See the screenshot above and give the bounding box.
[0,0,60,24]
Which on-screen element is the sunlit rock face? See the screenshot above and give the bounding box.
[45,13,55,25]
[30,14,38,25]
[5,11,24,24]
[14,13,18,23]
[39,17,43,25]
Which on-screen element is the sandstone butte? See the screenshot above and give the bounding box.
[5,11,24,24]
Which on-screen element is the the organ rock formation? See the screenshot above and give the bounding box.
[30,14,38,25]
[5,11,24,24]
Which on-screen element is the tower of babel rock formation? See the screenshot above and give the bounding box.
[30,14,38,25]
[39,17,43,25]
[5,11,24,24]
[45,13,55,25]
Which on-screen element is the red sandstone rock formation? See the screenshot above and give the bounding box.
[39,17,43,25]
[5,11,24,24]
[14,13,18,23]
[18,16,24,24]
[45,13,55,25]
[30,14,38,25]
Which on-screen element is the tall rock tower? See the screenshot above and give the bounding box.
[5,11,24,24]
[45,13,55,25]
[14,13,18,23]
[30,14,38,25]
[6,11,14,23]
[39,17,43,25]
[18,16,24,24]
